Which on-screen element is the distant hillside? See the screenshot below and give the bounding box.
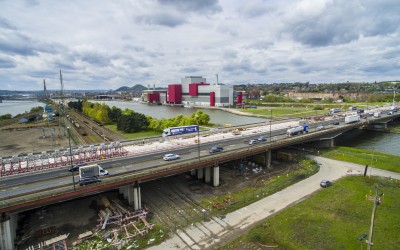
[115,84,147,92]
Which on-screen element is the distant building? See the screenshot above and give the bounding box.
[142,76,236,107]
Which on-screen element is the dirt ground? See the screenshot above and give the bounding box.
[15,159,296,249]
[0,125,70,157]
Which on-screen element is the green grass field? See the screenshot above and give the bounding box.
[106,124,160,139]
[321,147,400,173]
[220,176,400,250]
[200,158,319,216]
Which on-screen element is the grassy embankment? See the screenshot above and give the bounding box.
[199,158,319,217]
[239,102,391,119]
[220,176,400,250]
[106,124,160,139]
[321,146,400,173]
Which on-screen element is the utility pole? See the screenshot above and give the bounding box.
[269,110,272,144]
[67,127,76,190]
[196,115,200,161]
[366,184,383,249]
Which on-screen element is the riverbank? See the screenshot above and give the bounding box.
[320,146,400,172]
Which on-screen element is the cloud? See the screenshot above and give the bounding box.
[157,0,222,14]
[282,0,400,47]
[0,17,17,30]
[135,13,186,27]
[0,57,16,68]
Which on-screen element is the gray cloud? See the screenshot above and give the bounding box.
[0,17,17,30]
[0,57,16,68]
[135,13,186,27]
[283,0,400,47]
[157,0,222,14]
[0,30,61,56]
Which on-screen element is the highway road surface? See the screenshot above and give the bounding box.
[148,156,400,250]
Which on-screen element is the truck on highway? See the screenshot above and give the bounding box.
[79,164,108,178]
[390,106,398,112]
[344,115,360,124]
[286,125,309,136]
[162,125,199,137]
[373,112,381,118]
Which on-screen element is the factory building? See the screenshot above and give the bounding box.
[143,76,236,107]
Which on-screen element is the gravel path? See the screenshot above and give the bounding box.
[148,156,400,249]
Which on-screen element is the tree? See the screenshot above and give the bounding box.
[117,112,149,133]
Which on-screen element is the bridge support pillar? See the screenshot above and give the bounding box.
[213,165,219,187]
[0,213,17,250]
[266,150,272,170]
[205,167,211,183]
[329,138,335,148]
[197,168,204,180]
[133,182,141,210]
[133,187,139,210]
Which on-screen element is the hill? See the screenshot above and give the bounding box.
[115,84,147,92]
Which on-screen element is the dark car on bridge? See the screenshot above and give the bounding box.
[257,136,267,141]
[68,163,87,172]
[209,145,224,153]
[79,176,102,186]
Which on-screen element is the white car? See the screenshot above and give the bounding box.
[163,154,181,161]
[249,139,259,145]
[316,125,324,131]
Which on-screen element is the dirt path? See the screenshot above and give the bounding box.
[148,156,400,249]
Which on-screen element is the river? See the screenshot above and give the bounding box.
[0,100,44,116]
[336,129,400,155]
[92,100,266,126]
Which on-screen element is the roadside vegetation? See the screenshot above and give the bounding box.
[200,158,319,216]
[220,176,400,250]
[320,146,400,173]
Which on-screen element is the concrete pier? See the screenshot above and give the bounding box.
[0,213,17,250]
[213,165,219,187]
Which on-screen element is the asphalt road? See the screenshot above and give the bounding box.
[148,156,400,250]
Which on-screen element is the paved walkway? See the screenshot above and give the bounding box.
[148,156,400,249]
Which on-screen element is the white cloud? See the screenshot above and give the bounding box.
[0,0,399,90]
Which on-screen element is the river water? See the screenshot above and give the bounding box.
[0,100,45,116]
[2,100,399,156]
[92,100,266,126]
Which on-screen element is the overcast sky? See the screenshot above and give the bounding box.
[0,0,399,91]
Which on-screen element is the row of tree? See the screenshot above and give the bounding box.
[70,101,210,133]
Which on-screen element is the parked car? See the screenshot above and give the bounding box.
[163,153,181,161]
[332,121,340,125]
[257,136,267,141]
[249,139,259,145]
[68,163,87,172]
[209,146,224,153]
[79,176,101,186]
[320,180,332,188]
